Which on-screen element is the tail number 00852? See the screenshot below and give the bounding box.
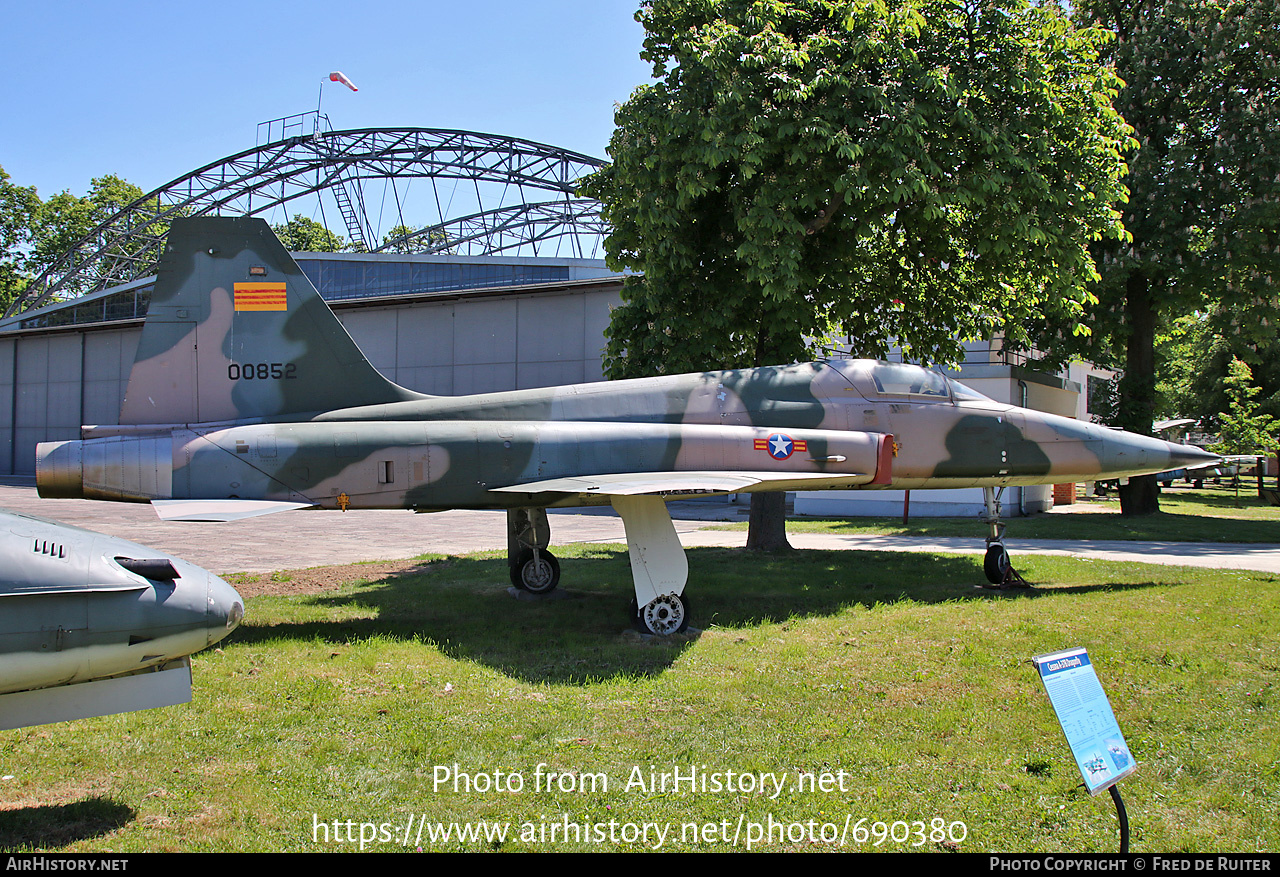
[228,362,298,380]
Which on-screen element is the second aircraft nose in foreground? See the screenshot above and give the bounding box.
[1,512,244,730]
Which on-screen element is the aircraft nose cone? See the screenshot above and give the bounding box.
[1166,443,1220,471]
[206,573,245,647]
[1099,430,1221,479]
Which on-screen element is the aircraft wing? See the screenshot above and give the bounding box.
[489,470,871,498]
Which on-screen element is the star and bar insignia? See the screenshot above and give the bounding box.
[754,433,806,460]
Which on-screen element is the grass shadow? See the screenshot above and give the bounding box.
[0,796,134,850]
[223,545,1180,684]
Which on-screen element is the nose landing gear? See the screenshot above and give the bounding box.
[981,487,1030,589]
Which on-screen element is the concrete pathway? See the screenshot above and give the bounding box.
[680,530,1280,574]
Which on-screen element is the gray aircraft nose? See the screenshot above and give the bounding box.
[1166,443,1221,471]
[1101,431,1220,478]
[206,574,245,647]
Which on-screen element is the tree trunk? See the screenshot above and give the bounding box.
[746,491,792,551]
[745,319,795,549]
[1118,271,1161,516]
[1118,475,1160,516]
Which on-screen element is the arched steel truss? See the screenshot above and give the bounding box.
[374,200,610,256]
[10,127,607,317]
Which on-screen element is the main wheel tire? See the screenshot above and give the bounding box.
[511,549,560,594]
[635,593,690,636]
[984,543,1011,585]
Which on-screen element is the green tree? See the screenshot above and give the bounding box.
[1047,0,1280,515]
[25,174,154,299]
[1156,314,1280,430]
[583,0,1133,547]
[1,170,152,308]
[1193,335,1280,428]
[1216,357,1277,456]
[1153,314,1202,420]
[0,165,42,311]
[272,215,346,252]
[1214,356,1278,504]
[380,224,422,254]
[379,224,451,254]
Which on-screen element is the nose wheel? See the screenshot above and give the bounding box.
[981,488,1031,589]
[982,540,1029,589]
[984,542,1011,584]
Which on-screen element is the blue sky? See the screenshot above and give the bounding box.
[1,0,651,198]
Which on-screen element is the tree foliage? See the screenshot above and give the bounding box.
[0,168,155,308]
[28,175,146,273]
[272,215,346,253]
[1215,356,1278,458]
[1043,0,1280,514]
[34,175,155,298]
[380,224,426,254]
[0,165,41,310]
[584,0,1134,547]
[583,0,1134,379]
[1156,314,1280,429]
[379,224,451,254]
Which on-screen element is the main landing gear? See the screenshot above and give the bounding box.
[611,495,692,635]
[629,592,691,636]
[507,508,561,595]
[512,548,560,594]
[981,487,1030,589]
[507,502,693,634]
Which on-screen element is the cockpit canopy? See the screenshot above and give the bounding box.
[824,360,993,404]
[868,362,950,397]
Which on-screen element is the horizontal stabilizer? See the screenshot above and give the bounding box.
[152,499,315,522]
[490,470,870,497]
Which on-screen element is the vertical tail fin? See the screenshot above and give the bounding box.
[120,217,420,425]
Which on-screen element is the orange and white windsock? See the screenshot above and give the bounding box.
[329,71,358,92]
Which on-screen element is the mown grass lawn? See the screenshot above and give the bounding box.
[1,538,1276,853]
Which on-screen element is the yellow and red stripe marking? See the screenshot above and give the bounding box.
[234,282,288,311]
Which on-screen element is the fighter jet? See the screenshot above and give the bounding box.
[34,218,1217,635]
[0,510,244,730]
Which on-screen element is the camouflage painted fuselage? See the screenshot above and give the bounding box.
[34,217,1214,512]
[39,359,1201,512]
